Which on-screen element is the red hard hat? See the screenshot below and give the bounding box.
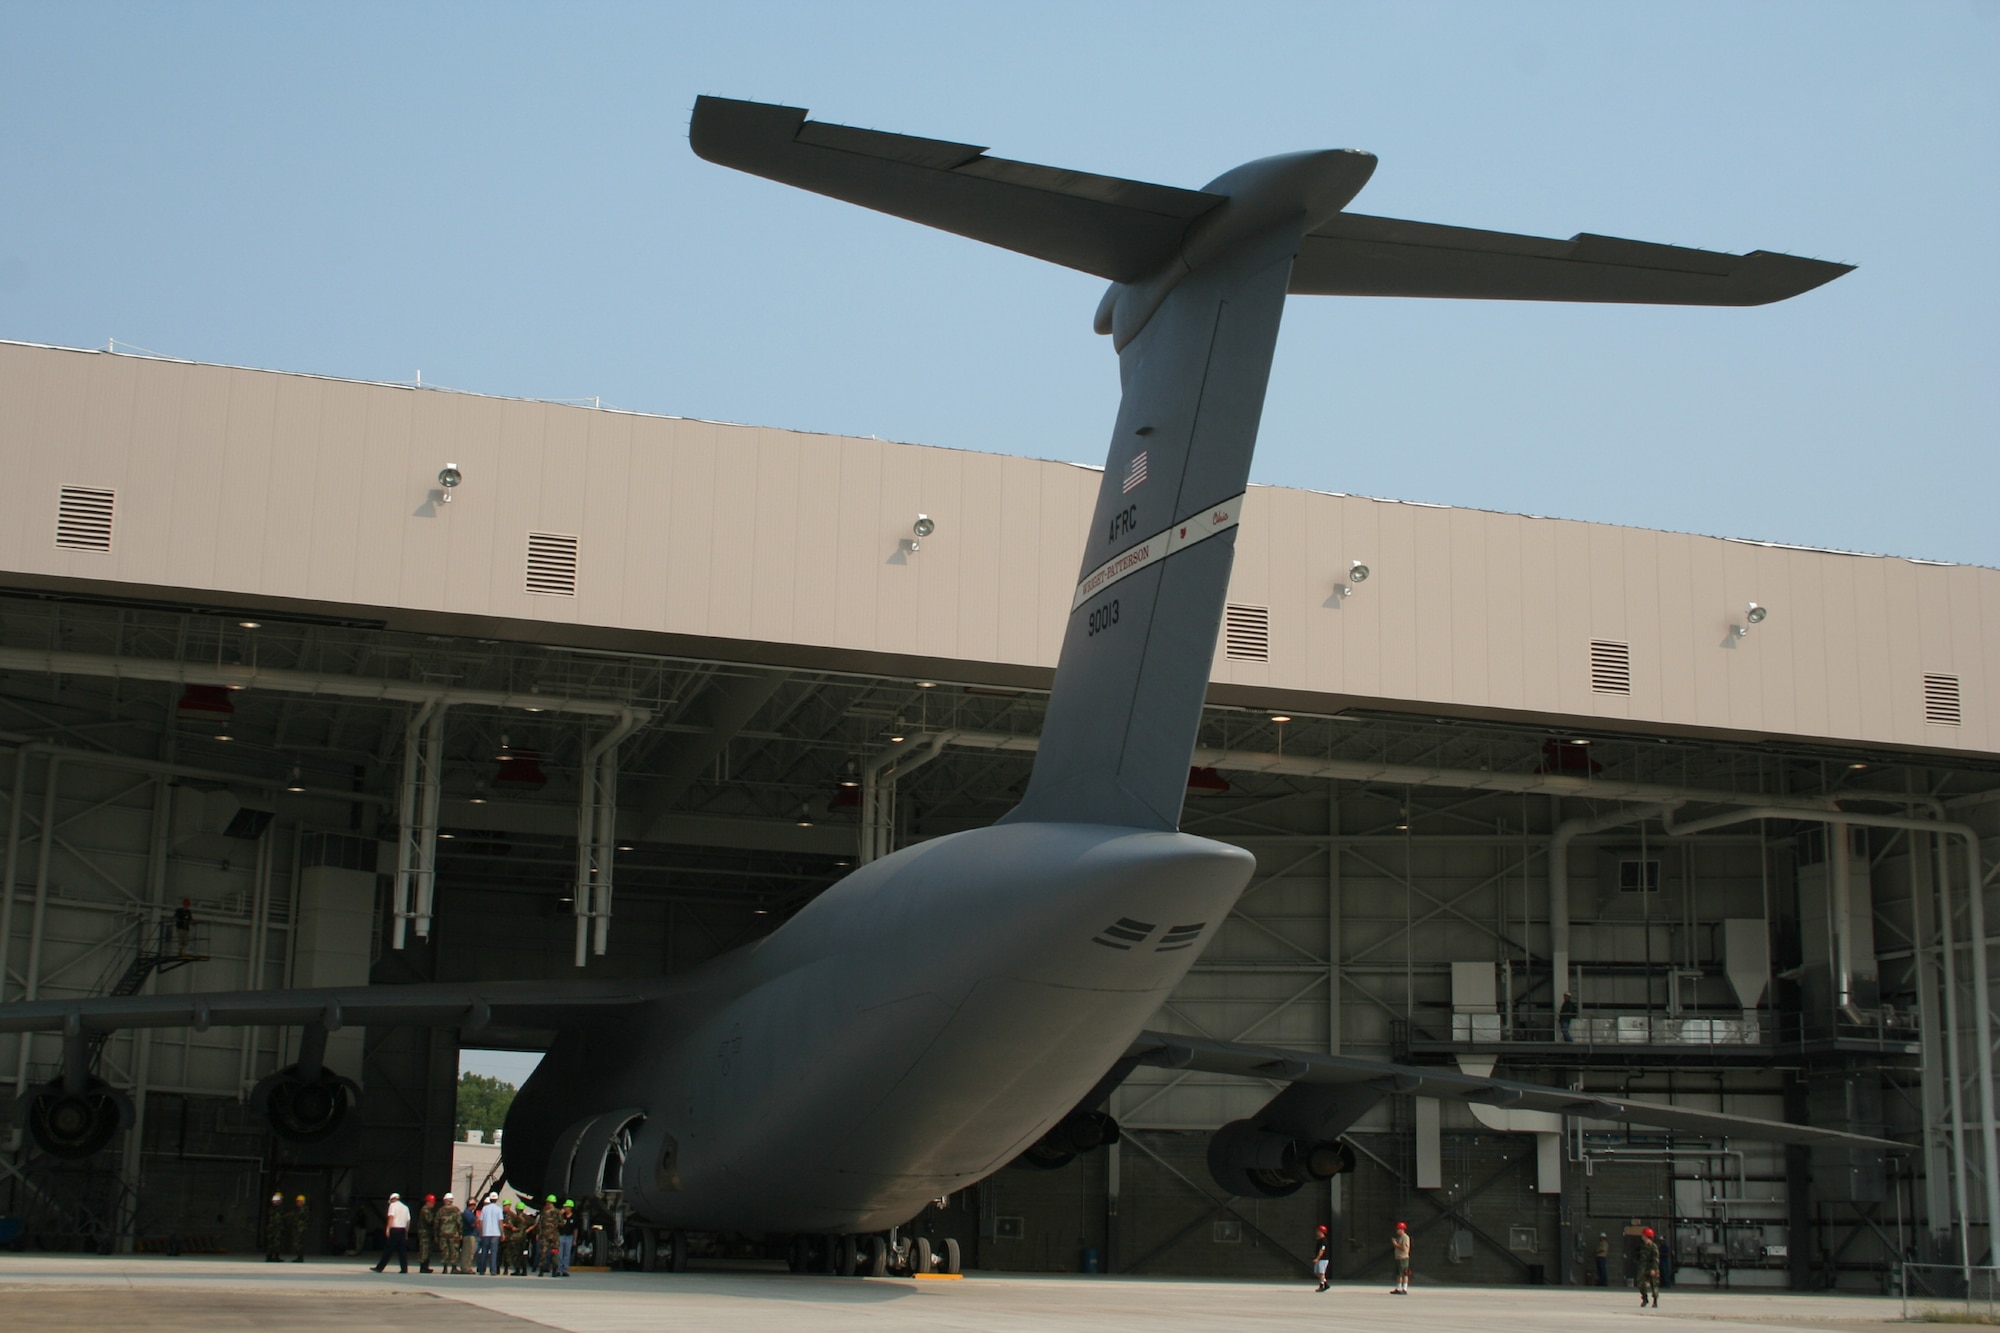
[1643,1227,1655,1239]
[1395,1222,1407,1230]
[181,898,191,907]
[425,1194,436,1204]
[1317,1225,1328,1234]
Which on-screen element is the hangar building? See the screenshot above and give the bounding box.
[0,338,1995,1289]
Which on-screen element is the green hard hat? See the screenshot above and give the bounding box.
[545,1194,556,1203]
[564,1200,575,1208]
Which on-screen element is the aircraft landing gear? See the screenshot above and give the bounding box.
[863,1234,889,1277]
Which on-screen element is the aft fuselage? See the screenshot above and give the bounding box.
[507,821,1252,1233]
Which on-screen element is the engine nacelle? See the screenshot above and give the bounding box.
[1206,1119,1355,1198]
[19,1078,132,1159]
[544,1107,648,1202]
[250,1063,358,1142]
[1019,1110,1120,1170]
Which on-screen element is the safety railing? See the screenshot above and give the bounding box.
[1902,1262,2000,1321]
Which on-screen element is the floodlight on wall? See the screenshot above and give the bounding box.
[1730,602,1768,640]
[438,464,463,503]
[908,514,935,552]
[1348,562,1370,583]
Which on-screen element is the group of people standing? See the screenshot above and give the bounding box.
[367,1191,579,1277]
[261,1193,311,1263]
[1307,1221,1413,1295]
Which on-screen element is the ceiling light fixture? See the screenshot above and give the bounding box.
[285,766,306,793]
[238,620,262,630]
[1269,714,1291,724]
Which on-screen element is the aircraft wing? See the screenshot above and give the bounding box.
[1292,212,1852,306]
[689,95,1223,283]
[0,979,656,1037]
[1126,1030,1901,1151]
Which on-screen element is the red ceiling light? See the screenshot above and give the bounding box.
[1186,766,1232,797]
[176,684,236,722]
[493,744,549,791]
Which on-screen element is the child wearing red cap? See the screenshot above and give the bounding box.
[1390,1222,1410,1294]
[1312,1223,1330,1292]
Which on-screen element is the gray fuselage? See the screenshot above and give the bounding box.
[508,822,1253,1232]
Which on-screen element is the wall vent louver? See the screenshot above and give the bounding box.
[55,486,116,552]
[1923,673,1962,727]
[1589,640,1632,695]
[525,532,580,597]
[1223,604,1270,662]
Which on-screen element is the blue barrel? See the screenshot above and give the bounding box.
[1081,1247,1102,1273]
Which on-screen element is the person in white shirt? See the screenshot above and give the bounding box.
[476,1193,504,1276]
[373,1191,412,1273]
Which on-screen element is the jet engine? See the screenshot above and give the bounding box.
[249,1063,359,1142]
[545,1107,648,1202]
[1206,1119,1354,1198]
[19,1077,132,1159]
[1019,1109,1120,1170]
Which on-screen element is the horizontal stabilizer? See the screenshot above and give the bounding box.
[689,96,1222,283]
[1128,1031,1902,1151]
[1294,212,1852,306]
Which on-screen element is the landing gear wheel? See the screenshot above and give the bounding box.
[836,1233,858,1277]
[669,1229,689,1273]
[816,1235,838,1275]
[787,1236,809,1273]
[864,1234,888,1278]
[639,1228,659,1272]
[910,1237,933,1276]
[942,1237,962,1276]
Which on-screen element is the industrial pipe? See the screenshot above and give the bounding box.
[1668,804,1999,1245]
[575,708,647,966]
[858,732,962,864]
[391,700,438,951]
[1548,802,1680,1001]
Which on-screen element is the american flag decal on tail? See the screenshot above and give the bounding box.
[1122,450,1148,494]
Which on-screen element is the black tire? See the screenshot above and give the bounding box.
[639,1228,658,1272]
[864,1234,888,1278]
[787,1236,809,1273]
[670,1229,689,1273]
[816,1235,838,1275]
[910,1236,933,1276]
[836,1233,858,1277]
[943,1237,962,1276]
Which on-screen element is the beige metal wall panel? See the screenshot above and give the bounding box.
[2,340,1995,758]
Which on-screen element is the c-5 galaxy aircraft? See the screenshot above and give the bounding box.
[0,97,1861,1275]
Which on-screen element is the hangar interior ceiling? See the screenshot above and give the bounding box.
[2,586,1998,1291]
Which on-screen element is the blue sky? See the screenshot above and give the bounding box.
[4,2,1994,565]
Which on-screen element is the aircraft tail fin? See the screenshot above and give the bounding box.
[688,96,1223,283]
[691,98,1852,833]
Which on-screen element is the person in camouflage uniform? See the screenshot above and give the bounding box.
[414,1194,435,1273]
[499,1202,524,1275]
[435,1192,462,1273]
[283,1194,309,1262]
[263,1191,285,1261]
[1637,1227,1662,1307]
[536,1196,561,1275]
